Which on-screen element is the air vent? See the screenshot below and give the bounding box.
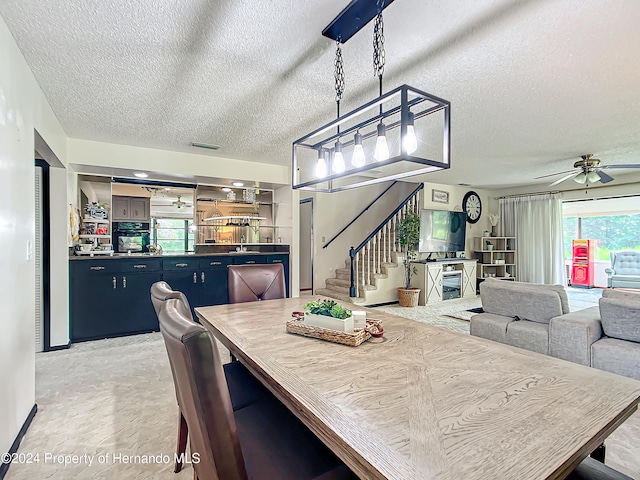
[191,142,221,150]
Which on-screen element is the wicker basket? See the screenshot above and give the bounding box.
[286,318,382,347]
[398,288,420,307]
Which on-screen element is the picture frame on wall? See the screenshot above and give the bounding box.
[432,189,449,204]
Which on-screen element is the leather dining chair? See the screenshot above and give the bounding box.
[150,281,268,473]
[158,298,356,480]
[228,263,286,304]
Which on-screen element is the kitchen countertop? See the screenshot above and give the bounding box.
[69,251,289,260]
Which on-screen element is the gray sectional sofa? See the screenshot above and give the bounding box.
[471,279,640,381]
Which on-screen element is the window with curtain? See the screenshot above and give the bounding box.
[152,218,195,252]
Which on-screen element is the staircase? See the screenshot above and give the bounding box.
[317,186,421,306]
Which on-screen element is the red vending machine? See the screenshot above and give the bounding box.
[571,239,597,288]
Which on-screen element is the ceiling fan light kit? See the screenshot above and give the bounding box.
[292,0,451,193]
[539,154,640,187]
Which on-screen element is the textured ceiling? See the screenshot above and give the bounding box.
[2,0,640,189]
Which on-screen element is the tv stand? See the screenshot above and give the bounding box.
[410,259,477,305]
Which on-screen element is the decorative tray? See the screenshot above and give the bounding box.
[286,317,383,347]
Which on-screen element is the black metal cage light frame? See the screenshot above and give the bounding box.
[291,0,451,193]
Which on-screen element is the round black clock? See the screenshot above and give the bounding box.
[462,191,482,224]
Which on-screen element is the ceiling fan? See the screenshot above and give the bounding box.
[172,195,190,209]
[535,154,640,187]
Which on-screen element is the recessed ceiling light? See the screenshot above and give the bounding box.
[232,182,244,187]
[164,187,171,191]
[221,187,231,192]
[134,172,148,178]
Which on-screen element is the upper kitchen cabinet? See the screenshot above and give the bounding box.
[112,196,150,221]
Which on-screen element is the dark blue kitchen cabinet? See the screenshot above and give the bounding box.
[199,257,232,306]
[70,253,289,342]
[162,256,232,316]
[70,258,162,342]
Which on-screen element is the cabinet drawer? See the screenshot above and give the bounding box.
[70,260,126,274]
[232,255,267,265]
[163,258,199,270]
[119,259,163,272]
[199,257,232,269]
[267,254,288,265]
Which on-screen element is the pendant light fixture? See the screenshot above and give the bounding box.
[373,10,389,162]
[352,132,366,167]
[292,0,451,192]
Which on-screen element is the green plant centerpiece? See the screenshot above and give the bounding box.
[304,299,352,319]
[396,210,421,307]
[303,299,354,332]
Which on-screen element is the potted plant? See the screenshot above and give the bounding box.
[486,240,494,251]
[396,210,421,307]
[303,299,354,332]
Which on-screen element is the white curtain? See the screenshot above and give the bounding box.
[499,193,565,285]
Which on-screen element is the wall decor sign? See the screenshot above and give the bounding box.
[432,189,449,204]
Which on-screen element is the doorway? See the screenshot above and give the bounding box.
[34,159,50,352]
[299,198,313,293]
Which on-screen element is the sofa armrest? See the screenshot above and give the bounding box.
[604,268,614,277]
[549,306,602,366]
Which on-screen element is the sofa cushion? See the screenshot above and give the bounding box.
[602,289,640,300]
[549,306,602,367]
[506,320,549,355]
[591,338,640,381]
[484,278,570,314]
[470,313,513,344]
[599,297,640,343]
[480,280,563,324]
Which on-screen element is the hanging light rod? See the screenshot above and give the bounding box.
[322,0,396,43]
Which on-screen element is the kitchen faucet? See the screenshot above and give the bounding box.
[240,234,246,251]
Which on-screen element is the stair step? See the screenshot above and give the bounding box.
[315,288,364,305]
[326,278,350,287]
[326,279,377,292]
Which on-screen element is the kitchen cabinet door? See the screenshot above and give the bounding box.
[130,198,149,221]
[162,269,201,315]
[267,254,289,297]
[70,272,122,341]
[112,196,130,220]
[199,257,232,307]
[117,271,162,333]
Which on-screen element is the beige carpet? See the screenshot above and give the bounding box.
[5,301,640,479]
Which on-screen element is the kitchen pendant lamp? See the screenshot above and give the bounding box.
[292,0,451,193]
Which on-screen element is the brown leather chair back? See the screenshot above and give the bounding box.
[150,281,193,320]
[159,299,248,480]
[228,264,286,304]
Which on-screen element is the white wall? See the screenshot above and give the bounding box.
[305,181,419,292]
[421,182,494,259]
[0,15,69,456]
[69,139,290,186]
[50,167,70,347]
[274,185,298,297]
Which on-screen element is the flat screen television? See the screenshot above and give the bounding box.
[418,209,467,253]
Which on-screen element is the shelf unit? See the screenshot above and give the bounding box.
[195,186,279,244]
[474,236,516,282]
[79,217,112,252]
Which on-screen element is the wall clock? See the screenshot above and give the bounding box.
[462,191,482,224]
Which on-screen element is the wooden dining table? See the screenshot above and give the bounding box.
[195,296,640,480]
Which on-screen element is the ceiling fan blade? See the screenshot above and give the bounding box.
[596,170,614,184]
[600,164,640,169]
[534,169,576,180]
[548,172,578,187]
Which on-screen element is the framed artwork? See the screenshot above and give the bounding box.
[432,189,449,204]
